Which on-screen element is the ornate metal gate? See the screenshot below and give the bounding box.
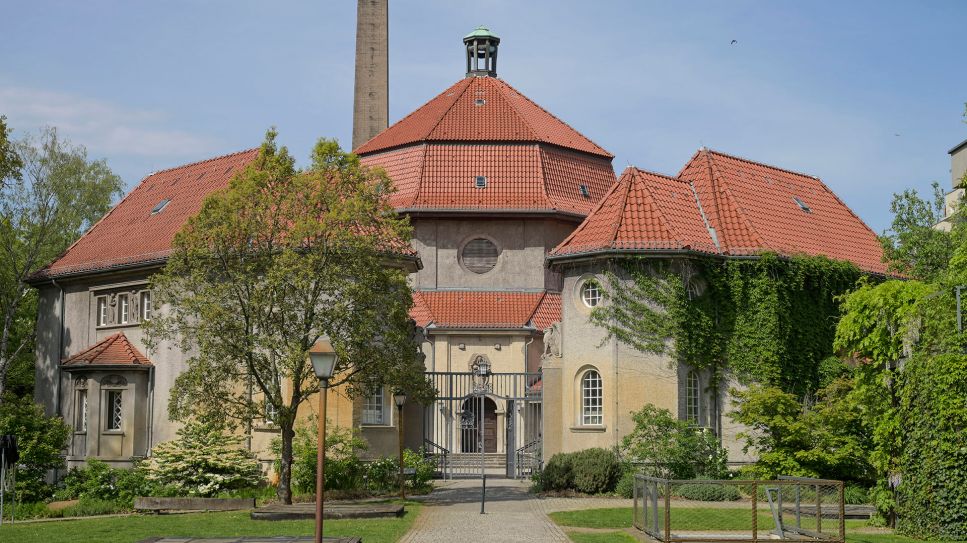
[422,370,542,479]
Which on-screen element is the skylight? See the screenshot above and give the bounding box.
[151,198,171,215]
[475,176,487,189]
[792,196,811,213]
[579,184,590,198]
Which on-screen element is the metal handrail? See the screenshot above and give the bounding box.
[514,438,542,478]
[422,438,450,479]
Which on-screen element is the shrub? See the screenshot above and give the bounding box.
[403,448,435,492]
[61,497,128,517]
[365,457,399,494]
[622,405,729,480]
[615,469,637,498]
[843,484,870,505]
[273,418,369,494]
[143,421,263,497]
[674,481,741,501]
[0,396,71,502]
[538,453,575,492]
[571,448,621,494]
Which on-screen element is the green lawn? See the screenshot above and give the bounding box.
[0,503,420,543]
[551,507,869,531]
[552,507,945,543]
[567,531,639,543]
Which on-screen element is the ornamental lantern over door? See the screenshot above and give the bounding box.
[465,26,500,77]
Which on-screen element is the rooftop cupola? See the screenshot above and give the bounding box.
[464,26,500,77]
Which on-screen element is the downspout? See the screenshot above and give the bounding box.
[146,365,155,456]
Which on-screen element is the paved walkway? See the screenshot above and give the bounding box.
[401,478,572,543]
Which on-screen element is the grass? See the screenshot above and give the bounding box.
[0,502,420,543]
[552,507,948,543]
[567,531,639,543]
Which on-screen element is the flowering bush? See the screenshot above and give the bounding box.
[143,421,263,496]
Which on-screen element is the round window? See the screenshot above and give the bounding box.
[462,238,499,274]
[581,279,602,308]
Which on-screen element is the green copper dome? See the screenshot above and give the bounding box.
[464,26,499,40]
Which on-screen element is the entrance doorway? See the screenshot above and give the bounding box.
[460,396,497,453]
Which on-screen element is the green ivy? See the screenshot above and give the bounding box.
[591,253,861,396]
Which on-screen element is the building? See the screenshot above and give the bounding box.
[30,27,886,476]
[937,137,967,231]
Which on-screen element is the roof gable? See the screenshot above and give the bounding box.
[37,149,259,279]
[62,332,152,368]
[354,77,611,157]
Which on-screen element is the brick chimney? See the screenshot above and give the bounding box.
[352,0,389,151]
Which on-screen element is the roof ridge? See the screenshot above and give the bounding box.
[608,171,633,249]
[552,168,630,254]
[705,150,768,250]
[633,170,687,247]
[425,78,475,143]
[496,78,613,158]
[535,145,555,211]
[149,147,259,176]
[705,148,821,181]
[355,79,471,153]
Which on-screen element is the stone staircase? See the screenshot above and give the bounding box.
[446,452,506,476]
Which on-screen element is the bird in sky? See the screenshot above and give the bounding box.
[731,39,738,45]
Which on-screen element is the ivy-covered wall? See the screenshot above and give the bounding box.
[592,253,861,398]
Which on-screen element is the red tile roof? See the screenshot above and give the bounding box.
[410,290,560,329]
[36,149,260,279]
[62,332,152,368]
[552,149,886,274]
[354,77,612,157]
[363,144,615,215]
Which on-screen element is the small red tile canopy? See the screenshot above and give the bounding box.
[410,290,560,330]
[61,332,152,370]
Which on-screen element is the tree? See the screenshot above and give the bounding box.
[879,182,956,281]
[621,404,728,479]
[145,130,432,504]
[0,125,122,401]
[0,394,71,502]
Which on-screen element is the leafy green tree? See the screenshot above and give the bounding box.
[0,124,122,400]
[0,395,71,502]
[621,405,728,479]
[879,182,956,281]
[145,130,431,504]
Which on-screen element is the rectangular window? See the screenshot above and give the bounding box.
[362,388,386,425]
[686,371,701,425]
[140,291,152,321]
[264,400,278,424]
[97,297,107,327]
[118,295,129,324]
[76,390,88,433]
[106,390,123,430]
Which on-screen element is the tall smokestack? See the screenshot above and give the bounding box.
[352,0,389,151]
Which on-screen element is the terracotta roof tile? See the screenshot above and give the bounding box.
[360,144,615,215]
[553,150,886,274]
[62,332,152,368]
[36,149,259,278]
[355,77,612,158]
[410,290,560,329]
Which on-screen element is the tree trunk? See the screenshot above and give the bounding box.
[277,421,295,505]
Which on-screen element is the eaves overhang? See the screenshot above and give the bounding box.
[398,208,587,222]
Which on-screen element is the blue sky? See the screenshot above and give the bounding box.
[2,0,965,232]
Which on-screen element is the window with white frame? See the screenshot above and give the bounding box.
[581,279,602,308]
[106,390,123,430]
[263,399,278,424]
[97,297,108,326]
[140,291,152,321]
[581,369,603,425]
[686,370,700,424]
[118,295,129,324]
[362,388,387,425]
[76,390,88,432]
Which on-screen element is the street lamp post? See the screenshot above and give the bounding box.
[393,390,407,499]
[309,341,338,543]
[471,356,491,514]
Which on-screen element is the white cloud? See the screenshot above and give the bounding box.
[0,86,219,157]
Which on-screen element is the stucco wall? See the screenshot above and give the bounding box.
[411,217,574,291]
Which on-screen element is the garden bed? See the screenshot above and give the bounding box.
[251,502,404,520]
[135,496,256,512]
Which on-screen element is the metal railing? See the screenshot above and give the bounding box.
[422,438,449,480]
[514,438,542,479]
[633,475,846,543]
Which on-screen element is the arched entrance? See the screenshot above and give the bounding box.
[460,396,497,453]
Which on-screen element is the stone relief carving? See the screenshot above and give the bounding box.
[74,376,88,389]
[542,321,562,359]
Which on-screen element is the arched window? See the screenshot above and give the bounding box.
[686,370,700,424]
[582,369,603,426]
[581,279,602,308]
